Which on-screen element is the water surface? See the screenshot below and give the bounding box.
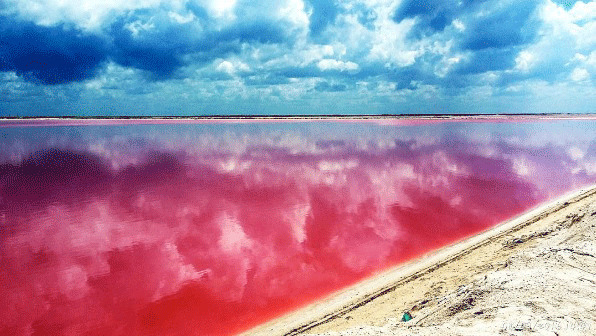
[1,118,596,335]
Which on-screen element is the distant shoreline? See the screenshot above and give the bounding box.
[2,113,596,127]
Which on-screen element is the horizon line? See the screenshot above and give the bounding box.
[2,113,596,120]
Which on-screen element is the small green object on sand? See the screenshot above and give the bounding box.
[401,312,413,322]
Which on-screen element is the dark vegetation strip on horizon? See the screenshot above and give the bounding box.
[1,113,595,120]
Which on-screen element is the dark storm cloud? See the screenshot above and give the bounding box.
[1,6,291,83]
[108,11,195,79]
[110,8,288,79]
[393,0,541,48]
[383,66,429,90]
[460,0,540,51]
[385,0,544,91]
[392,0,455,36]
[305,0,340,37]
[0,16,108,85]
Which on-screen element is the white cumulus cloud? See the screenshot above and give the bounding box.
[317,59,359,71]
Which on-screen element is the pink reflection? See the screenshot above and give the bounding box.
[1,121,596,335]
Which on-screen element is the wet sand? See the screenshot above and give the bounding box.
[244,185,596,336]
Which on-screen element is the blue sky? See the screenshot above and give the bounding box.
[0,0,594,116]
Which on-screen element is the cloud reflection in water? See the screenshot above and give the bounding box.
[1,119,595,335]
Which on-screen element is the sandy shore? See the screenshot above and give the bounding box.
[243,185,596,336]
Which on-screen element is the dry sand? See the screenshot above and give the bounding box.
[243,185,596,336]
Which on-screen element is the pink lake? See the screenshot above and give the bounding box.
[1,118,596,335]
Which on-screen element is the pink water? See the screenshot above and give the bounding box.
[1,119,595,335]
